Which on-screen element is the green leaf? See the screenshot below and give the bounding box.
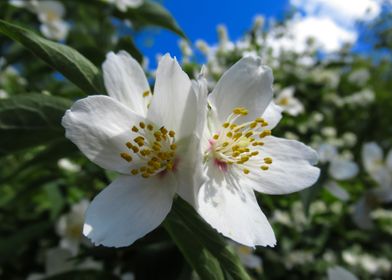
[116,2,187,39]
[0,221,50,263]
[42,270,120,280]
[166,198,251,280]
[0,20,105,94]
[0,94,71,156]
[164,213,225,280]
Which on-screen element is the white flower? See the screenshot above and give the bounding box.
[62,51,206,247]
[56,199,89,255]
[327,266,358,280]
[0,89,8,99]
[362,142,392,188]
[275,87,304,116]
[34,1,69,41]
[106,0,144,12]
[229,242,262,271]
[317,143,358,201]
[196,56,320,247]
[57,158,81,172]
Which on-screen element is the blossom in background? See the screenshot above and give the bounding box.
[105,0,144,12]
[0,89,8,99]
[9,0,69,41]
[62,51,206,247]
[362,142,392,188]
[57,158,81,172]
[327,266,358,280]
[26,247,102,280]
[353,142,392,229]
[56,199,89,255]
[229,242,262,272]
[275,86,304,116]
[317,143,358,201]
[196,56,320,247]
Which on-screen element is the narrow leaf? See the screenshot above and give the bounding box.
[0,94,70,156]
[115,2,187,39]
[168,198,251,280]
[0,20,104,94]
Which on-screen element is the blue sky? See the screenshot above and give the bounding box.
[136,0,290,66]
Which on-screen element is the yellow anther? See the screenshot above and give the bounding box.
[141,173,150,178]
[226,131,233,138]
[222,122,230,128]
[169,130,175,137]
[167,161,174,170]
[147,124,154,131]
[261,121,269,127]
[251,151,259,156]
[249,138,255,142]
[241,156,250,162]
[222,142,229,147]
[131,126,139,132]
[126,142,133,149]
[260,165,269,170]
[170,144,177,150]
[230,123,237,129]
[241,109,248,116]
[259,130,271,138]
[140,166,147,172]
[160,127,168,135]
[131,146,139,153]
[245,131,254,138]
[232,145,239,151]
[243,168,250,174]
[250,122,257,129]
[264,157,273,164]
[233,151,240,157]
[255,117,264,123]
[139,122,145,129]
[143,90,150,97]
[134,136,144,143]
[154,131,162,138]
[120,153,132,162]
[234,132,242,139]
[131,169,139,175]
[213,134,219,140]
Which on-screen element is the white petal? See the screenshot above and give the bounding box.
[329,159,358,180]
[36,0,65,22]
[84,174,176,247]
[148,54,200,139]
[197,162,276,247]
[261,101,283,130]
[238,137,320,195]
[317,143,338,163]
[328,266,358,280]
[352,196,374,230]
[362,142,383,173]
[208,56,273,123]
[62,95,146,174]
[325,181,350,201]
[103,51,150,116]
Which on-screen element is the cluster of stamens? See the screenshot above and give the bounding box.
[120,122,176,178]
[209,107,273,174]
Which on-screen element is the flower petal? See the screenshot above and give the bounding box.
[103,51,150,116]
[237,136,320,195]
[197,162,276,247]
[327,266,358,280]
[62,95,146,174]
[83,174,176,247]
[362,142,383,174]
[325,181,349,201]
[329,159,358,180]
[147,54,198,139]
[208,56,273,123]
[261,101,283,130]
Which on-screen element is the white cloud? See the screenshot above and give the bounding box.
[287,0,382,52]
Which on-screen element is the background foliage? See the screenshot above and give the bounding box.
[0,1,391,279]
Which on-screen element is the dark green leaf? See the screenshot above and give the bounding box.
[0,221,50,263]
[167,198,251,280]
[0,19,105,94]
[0,94,71,156]
[164,212,225,280]
[115,2,187,39]
[43,270,120,280]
